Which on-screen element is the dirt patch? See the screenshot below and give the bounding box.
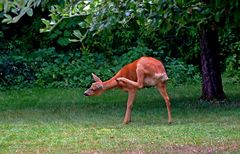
[163,142,240,154]
[17,142,238,154]
[80,143,240,154]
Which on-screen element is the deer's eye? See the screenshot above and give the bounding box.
[96,85,102,89]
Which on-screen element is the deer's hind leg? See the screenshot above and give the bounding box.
[156,82,172,124]
[123,89,137,124]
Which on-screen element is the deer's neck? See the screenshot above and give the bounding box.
[103,77,118,90]
[102,72,121,90]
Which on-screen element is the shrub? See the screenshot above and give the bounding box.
[165,57,200,85]
[225,41,240,83]
[0,46,200,89]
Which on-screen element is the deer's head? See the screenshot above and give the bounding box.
[84,73,104,96]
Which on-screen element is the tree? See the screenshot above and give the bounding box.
[199,25,226,100]
[198,0,223,100]
[197,0,239,100]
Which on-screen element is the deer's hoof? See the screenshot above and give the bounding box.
[123,119,131,124]
[116,77,125,82]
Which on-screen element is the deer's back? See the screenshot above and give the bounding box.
[116,57,166,81]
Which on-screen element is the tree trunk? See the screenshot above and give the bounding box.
[199,26,226,101]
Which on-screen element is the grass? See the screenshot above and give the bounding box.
[0,82,239,153]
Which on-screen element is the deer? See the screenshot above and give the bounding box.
[84,56,172,124]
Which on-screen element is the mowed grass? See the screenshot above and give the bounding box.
[0,83,239,153]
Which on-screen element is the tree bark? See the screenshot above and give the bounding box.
[199,26,226,101]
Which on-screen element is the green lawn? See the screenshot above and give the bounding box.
[0,83,239,153]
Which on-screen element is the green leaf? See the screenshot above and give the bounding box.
[35,0,41,7]
[83,4,90,11]
[41,19,50,26]
[69,39,80,42]
[3,14,12,19]
[2,18,11,24]
[27,0,34,7]
[73,30,82,39]
[64,30,71,37]
[0,31,3,38]
[79,22,87,28]
[57,37,70,46]
[11,8,18,15]
[18,0,26,8]
[19,7,29,16]
[27,8,33,16]
[2,14,12,23]
[40,28,49,33]
[214,11,220,22]
[3,1,9,13]
[0,3,3,12]
[85,16,92,24]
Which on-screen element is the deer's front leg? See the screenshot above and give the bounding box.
[117,69,144,89]
[123,89,137,124]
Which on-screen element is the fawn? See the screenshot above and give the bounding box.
[84,56,172,124]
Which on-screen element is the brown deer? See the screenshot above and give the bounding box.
[84,56,172,124]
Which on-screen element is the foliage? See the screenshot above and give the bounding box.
[218,28,240,83]
[0,0,239,89]
[0,49,35,88]
[225,41,240,83]
[32,47,117,88]
[37,0,239,86]
[0,0,44,23]
[38,0,240,37]
[165,57,200,85]
[0,46,200,89]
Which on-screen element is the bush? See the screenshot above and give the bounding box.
[224,41,240,83]
[165,57,200,85]
[31,47,96,88]
[0,46,201,89]
[0,50,35,89]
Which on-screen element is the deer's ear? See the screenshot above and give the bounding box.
[92,73,102,82]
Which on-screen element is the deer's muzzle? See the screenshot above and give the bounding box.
[83,92,90,96]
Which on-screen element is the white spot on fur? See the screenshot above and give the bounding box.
[143,73,168,86]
